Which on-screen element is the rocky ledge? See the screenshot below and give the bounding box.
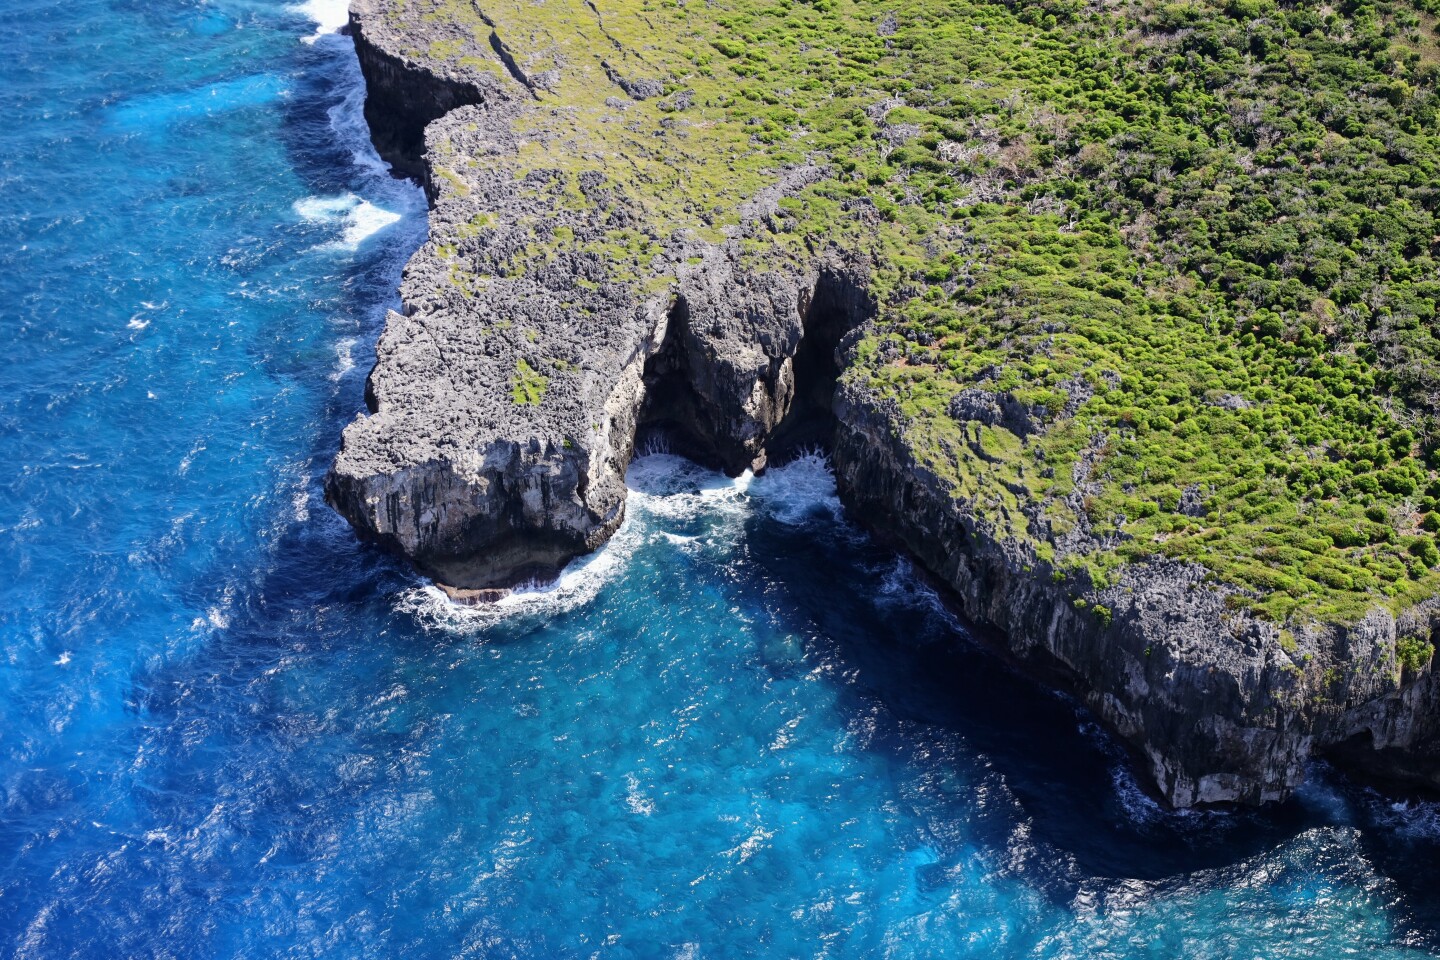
[328,0,1440,805]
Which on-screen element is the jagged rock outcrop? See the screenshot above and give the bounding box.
[328,3,867,595]
[328,0,1440,805]
[345,5,502,178]
[330,0,885,595]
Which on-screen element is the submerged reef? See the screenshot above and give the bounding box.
[328,0,1440,806]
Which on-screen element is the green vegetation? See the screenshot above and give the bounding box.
[511,358,548,405]
[1398,634,1436,673]
[407,0,1440,632]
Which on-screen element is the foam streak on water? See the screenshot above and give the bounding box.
[1,1,1439,957]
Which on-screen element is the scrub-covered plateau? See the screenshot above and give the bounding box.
[328,0,1440,806]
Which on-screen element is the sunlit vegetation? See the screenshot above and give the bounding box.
[408,0,1440,630]
[511,357,548,405]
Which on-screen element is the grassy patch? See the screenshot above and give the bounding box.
[511,358,548,406]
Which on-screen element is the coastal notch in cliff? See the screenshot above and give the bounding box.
[637,264,872,474]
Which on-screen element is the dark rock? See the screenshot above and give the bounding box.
[1177,483,1207,517]
[603,60,664,100]
[834,378,1440,806]
[328,23,867,591]
[1205,390,1253,410]
[948,388,1041,438]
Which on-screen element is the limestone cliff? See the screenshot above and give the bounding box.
[327,0,1440,805]
[833,380,1440,805]
[329,0,870,596]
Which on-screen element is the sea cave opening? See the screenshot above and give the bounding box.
[765,268,867,463]
[635,294,735,470]
[634,268,869,474]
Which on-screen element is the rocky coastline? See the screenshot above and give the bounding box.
[327,0,1440,807]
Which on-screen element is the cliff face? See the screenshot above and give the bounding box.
[345,5,499,178]
[328,0,1440,805]
[329,3,864,593]
[832,380,1440,805]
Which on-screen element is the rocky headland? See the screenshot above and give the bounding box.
[328,0,1440,805]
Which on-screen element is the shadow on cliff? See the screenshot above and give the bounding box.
[637,266,867,472]
[742,509,1440,948]
[767,268,865,458]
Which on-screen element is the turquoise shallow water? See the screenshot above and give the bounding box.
[4,1,1440,956]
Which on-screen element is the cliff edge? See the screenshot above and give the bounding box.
[328,0,1440,804]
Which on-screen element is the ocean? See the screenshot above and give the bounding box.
[2,1,1439,956]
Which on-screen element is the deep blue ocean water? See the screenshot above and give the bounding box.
[4,1,1440,956]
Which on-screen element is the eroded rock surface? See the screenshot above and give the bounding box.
[328,0,1440,806]
[329,2,868,591]
[835,379,1440,804]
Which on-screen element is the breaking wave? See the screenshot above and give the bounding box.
[397,452,852,631]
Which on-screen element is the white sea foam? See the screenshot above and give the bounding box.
[876,557,962,630]
[624,774,655,816]
[342,199,404,246]
[747,450,843,525]
[323,39,425,187]
[1069,715,1173,824]
[294,193,406,251]
[292,13,425,255]
[177,440,205,477]
[1072,713,1197,825]
[330,336,357,381]
[1368,796,1440,838]
[723,825,774,863]
[127,300,166,330]
[280,463,311,523]
[293,194,354,221]
[295,0,350,43]
[395,453,843,630]
[1109,758,1175,824]
[626,453,753,523]
[396,506,644,633]
[627,450,843,527]
[394,453,856,630]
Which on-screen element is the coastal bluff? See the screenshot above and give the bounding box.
[328,0,1440,806]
